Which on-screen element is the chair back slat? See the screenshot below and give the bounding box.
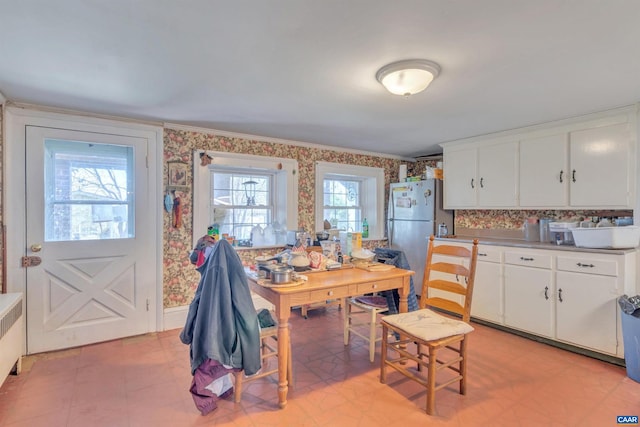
[432,244,472,258]
[423,297,465,317]
[430,262,470,277]
[420,236,479,322]
[428,279,467,296]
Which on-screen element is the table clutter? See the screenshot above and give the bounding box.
[253,249,350,283]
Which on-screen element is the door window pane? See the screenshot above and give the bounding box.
[44,139,134,241]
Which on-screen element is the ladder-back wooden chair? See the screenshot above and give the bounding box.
[379,235,479,415]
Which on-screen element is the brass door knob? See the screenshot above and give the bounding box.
[30,244,42,252]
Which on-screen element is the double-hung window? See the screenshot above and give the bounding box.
[322,177,362,232]
[193,151,298,248]
[315,161,385,239]
[211,171,273,241]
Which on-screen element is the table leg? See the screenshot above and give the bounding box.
[397,276,410,364]
[397,275,409,313]
[277,307,291,408]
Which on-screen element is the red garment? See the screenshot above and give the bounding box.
[189,358,238,416]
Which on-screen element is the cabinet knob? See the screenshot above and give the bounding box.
[559,170,564,183]
[478,253,488,257]
[520,257,534,261]
[470,178,475,189]
[572,169,576,183]
[544,286,549,300]
[328,291,334,296]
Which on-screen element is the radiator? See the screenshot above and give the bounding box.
[0,293,23,387]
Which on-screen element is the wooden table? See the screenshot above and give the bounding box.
[247,267,414,408]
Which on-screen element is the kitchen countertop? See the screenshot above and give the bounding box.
[436,235,637,255]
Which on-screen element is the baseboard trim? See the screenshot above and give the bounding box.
[163,306,188,331]
[471,317,625,367]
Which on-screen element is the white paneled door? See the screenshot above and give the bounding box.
[25,126,155,354]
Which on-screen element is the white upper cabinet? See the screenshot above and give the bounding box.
[569,123,632,208]
[519,134,568,207]
[477,142,518,207]
[443,148,477,208]
[442,106,636,210]
[443,142,517,209]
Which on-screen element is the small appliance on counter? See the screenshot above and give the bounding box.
[548,222,579,245]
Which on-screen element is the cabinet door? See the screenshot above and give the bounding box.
[569,123,632,207]
[471,260,502,323]
[556,271,618,355]
[519,134,568,207]
[504,265,554,338]
[477,142,518,207]
[443,148,477,208]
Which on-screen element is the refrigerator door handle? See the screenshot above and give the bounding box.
[389,191,396,219]
[388,218,394,246]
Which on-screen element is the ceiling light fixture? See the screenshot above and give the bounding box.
[376,59,441,97]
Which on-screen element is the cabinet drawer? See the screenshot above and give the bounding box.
[308,286,351,301]
[355,281,387,295]
[505,251,552,269]
[557,256,618,277]
[476,245,502,263]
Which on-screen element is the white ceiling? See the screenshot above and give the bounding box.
[2,1,640,158]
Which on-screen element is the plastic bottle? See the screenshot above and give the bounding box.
[209,223,220,241]
[524,218,540,242]
[362,218,369,238]
[263,223,275,245]
[251,225,264,247]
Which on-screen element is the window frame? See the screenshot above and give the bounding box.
[193,150,298,249]
[315,161,384,240]
[44,139,134,241]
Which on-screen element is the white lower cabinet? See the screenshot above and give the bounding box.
[555,271,618,354]
[471,246,503,324]
[437,239,636,359]
[504,263,554,338]
[555,253,624,355]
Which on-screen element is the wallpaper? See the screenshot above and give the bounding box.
[161,129,630,309]
[454,209,620,230]
[162,128,408,308]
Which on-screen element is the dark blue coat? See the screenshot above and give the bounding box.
[180,239,261,375]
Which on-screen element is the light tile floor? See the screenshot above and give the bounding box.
[1,306,639,426]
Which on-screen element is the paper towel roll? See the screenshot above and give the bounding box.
[398,164,407,182]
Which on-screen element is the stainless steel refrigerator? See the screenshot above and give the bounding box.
[387,180,453,292]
